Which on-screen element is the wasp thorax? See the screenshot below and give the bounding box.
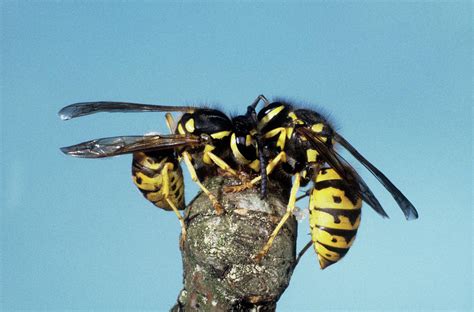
[294,109,332,134]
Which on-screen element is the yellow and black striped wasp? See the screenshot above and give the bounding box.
[236,99,419,268]
[58,98,267,245]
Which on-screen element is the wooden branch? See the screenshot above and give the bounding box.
[171,175,297,311]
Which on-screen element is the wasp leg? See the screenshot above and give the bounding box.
[225,127,288,193]
[263,127,287,151]
[181,151,224,215]
[252,150,286,184]
[165,198,186,249]
[206,151,238,177]
[165,113,176,134]
[163,113,187,247]
[225,151,287,193]
[257,144,268,199]
[254,172,301,263]
[224,127,287,193]
[295,164,320,202]
[161,163,187,249]
[201,143,242,178]
[293,240,313,269]
[295,189,311,202]
[247,95,270,198]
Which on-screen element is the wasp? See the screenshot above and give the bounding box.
[233,99,419,268]
[58,97,269,245]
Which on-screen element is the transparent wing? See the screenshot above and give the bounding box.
[58,101,196,120]
[60,134,202,158]
[296,127,390,218]
[334,133,418,220]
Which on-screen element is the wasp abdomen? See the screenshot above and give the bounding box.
[132,151,185,211]
[309,168,362,269]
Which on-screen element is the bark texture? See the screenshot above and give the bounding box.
[171,175,297,311]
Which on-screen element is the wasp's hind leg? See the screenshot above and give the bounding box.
[160,164,187,249]
[254,172,301,263]
[181,151,224,215]
[132,152,187,248]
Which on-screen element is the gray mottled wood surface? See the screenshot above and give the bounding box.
[171,175,297,311]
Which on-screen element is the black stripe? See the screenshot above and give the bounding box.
[319,257,336,267]
[316,226,358,244]
[183,109,233,135]
[258,103,292,133]
[314,179,359,205]
[315,208,361,226]
[318,242,349,257]
[141,188,162,196]
[132,162,161,178]
[231,135,255,161]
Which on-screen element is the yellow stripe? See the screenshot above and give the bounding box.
[310,209,360,230]
[316,168,341,182]
[311,227,355,248]
[263,127,287,150]
[133,172,162,191]
[276,128,286,150]
[210,130,231,139]
[202,144,215,164]
[177,123,185,135]
[258,105,284,128]
[311,123,324,133]
[245,134,252,146]
[142,155,168,170]
[315,242,342,262]
[263,127,283,139]
[311,188,362,209]
[306,149,318,162]
[185,118,195,133]
[146,190,165,203]
[248,159,260,171]
[133,153,167,170]
[301,169,308,179]
[230,133,250,164]
[288,112,298,121]
[317,255,334,269]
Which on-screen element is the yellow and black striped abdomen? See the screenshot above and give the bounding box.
[132,151,185,211]
[309,168,362,269]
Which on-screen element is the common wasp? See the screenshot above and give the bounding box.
[59,96,418,269]
[58,97,269,245]
[227,98,419,268]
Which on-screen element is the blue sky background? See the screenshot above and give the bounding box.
[1,2,472,311]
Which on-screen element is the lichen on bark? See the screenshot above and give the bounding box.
[171,175,297,311]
